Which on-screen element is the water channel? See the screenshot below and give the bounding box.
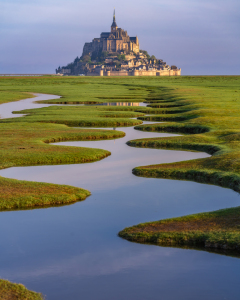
[0,94,240,299]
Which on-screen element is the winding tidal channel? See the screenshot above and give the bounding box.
[1,94,240,299]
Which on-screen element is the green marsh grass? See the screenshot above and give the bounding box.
[1,75,240,250]
[0,122,125,209]
[0,91,34,104]
[0,279,43,300]
[119,207,240,251]
[3,105,144,127]
[118,75,240,250]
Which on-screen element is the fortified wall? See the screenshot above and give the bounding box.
[88,69,181,77]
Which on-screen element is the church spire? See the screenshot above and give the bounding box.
[111,8,118,31]
[113,8,116,22]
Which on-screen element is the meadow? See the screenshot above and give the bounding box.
[1,75,240,211]
[0,91,34,105]
[117,76,240,250]
[0,75,240,296]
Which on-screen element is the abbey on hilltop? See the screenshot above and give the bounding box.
[56,10,181,76]
[83,9,140,56]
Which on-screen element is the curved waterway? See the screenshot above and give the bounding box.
[0,94,240,300]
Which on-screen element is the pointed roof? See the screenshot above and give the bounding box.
[111,8,117,27]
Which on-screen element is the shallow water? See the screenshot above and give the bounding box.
[0,94,146,120]
[0,93,61,119]
[93,102,146,106]
[0,94,240,300]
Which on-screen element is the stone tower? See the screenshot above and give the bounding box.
[82,10,140,57]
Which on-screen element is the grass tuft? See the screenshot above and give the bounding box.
[119,207,240,250]
[0,279,43,300]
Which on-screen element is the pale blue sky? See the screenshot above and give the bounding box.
[1,0,240,74]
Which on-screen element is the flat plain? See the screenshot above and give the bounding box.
[0,75,240,297]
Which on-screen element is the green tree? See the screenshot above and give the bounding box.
[117,54,126,61]
[74,56,79,64]
[82,55,91,63]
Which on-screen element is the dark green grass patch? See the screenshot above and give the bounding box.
[134,122,210,134]
[137,111,196,122]
[147,102,189,108]
[119,207,240,251]
[0,279,43,300]
[0,105,144,127]
[0,177,90,210]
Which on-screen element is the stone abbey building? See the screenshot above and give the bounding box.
[56,11,181,76]
[82,10,140,57]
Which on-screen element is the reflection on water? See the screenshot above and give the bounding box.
[0,94,146,120]
[0,94,61,119]
[0,94,240,300]
[93,102,146,106]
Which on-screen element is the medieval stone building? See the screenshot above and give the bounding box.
[56,11,181,76]
[82,10,140,57]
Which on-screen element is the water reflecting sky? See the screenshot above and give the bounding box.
[1,127,240,299]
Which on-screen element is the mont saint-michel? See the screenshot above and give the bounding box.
[56,11,181,76]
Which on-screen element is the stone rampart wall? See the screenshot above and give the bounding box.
[86,68,181,77]
[156,69,181,76]
[104,71,129,76]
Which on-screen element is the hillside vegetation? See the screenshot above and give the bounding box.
[0,280,43,300]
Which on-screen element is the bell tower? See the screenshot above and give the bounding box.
[111,9,118,32]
